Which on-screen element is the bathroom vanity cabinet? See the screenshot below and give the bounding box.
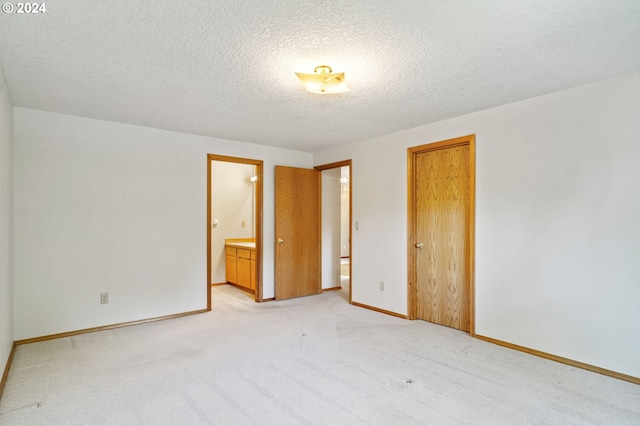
[225,240,256,292]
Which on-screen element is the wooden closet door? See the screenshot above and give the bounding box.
[414,144,471,331]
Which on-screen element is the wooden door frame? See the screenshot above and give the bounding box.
[207,154,264,309]
[315,160,353,304]
[407,136,476,335]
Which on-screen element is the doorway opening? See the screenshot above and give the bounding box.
[316,160,352,304]
[207,154,263,310]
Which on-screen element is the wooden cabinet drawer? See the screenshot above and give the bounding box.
[225,247,236,256]
[250,249,256,260]
[237,248,251,259]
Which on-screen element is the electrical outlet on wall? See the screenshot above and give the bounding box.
[100,293,109,304]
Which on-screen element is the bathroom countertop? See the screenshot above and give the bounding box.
[225,242,256,249]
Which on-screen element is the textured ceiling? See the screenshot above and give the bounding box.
[1,1,639,152]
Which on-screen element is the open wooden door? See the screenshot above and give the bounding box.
[274,166,321,300]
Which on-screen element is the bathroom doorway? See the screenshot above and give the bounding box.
[207,154,263,309]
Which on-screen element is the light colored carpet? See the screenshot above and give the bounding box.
[1,285,639,425]
[340,259,350,277]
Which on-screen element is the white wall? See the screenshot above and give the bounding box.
[340,168,350,258]
[321,169,341,289]
[0,65,14,373]
[210,161,255,284]
[313,73,640,378]
[13,108,312,339]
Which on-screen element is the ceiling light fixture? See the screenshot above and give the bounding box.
[295,65,349,94]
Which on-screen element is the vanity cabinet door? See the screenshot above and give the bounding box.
[225,247,237,284]
[237,258,251,288]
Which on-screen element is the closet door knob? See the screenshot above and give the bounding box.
[277,238,284,244]
[415,243,424,249]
